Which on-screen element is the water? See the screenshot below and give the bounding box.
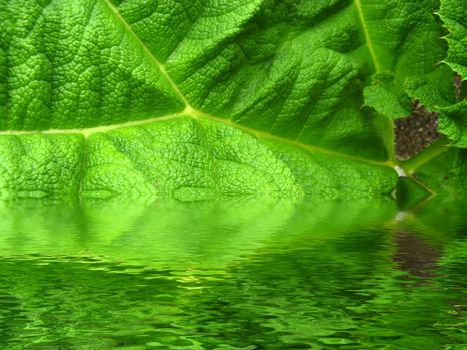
[0,198,465,349]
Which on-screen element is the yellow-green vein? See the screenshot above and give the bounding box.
[354,0,381,73]
[101,0,191,108]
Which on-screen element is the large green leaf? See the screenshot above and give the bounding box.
[0,0,459,200]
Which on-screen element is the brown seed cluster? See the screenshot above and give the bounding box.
[395,102,441,160]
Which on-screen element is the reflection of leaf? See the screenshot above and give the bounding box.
[400,195,467,243]
[1,199,466,348]
[0,198,397,270]
[0,198,396,348]
[0,1,459,199]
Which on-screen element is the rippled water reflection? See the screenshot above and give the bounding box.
[0,199,465,349]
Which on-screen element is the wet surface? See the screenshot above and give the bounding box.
[0,199,465,349]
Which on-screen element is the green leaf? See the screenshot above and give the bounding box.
[438,100,467,147]
[359,1,455,121]
[0,0,458,200]
[0,118,396,200]
[438,0,467,79]
[421,0,467,148]
[406,146,467,198]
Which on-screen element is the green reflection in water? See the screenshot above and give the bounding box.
[0,198,465,349]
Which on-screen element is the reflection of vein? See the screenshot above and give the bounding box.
[101,0,191,107]
[354,0,381,72]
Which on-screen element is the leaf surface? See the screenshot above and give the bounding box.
[0,0,460,199]
[438,0,467,79]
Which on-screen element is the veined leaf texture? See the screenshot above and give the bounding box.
[0,0,464,200]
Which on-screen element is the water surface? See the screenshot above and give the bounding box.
[0,199,465,349]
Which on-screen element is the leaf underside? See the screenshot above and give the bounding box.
[0,0,463,200]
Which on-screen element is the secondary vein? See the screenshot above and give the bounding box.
[0,2,394,170]
[101,0,191,108]
[354,0,381,73]
[98,0,391,168]
[192,110,395,169]
[0,107,394,169]
[0,113,183,138]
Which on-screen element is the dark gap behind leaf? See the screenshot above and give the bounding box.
[395,102,441,160]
